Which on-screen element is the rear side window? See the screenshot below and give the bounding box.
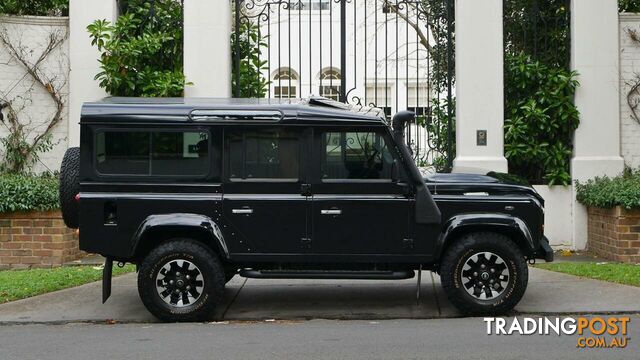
[95,130,212,177]
[227,128,299,180]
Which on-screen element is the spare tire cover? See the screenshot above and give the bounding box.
[59,147,80,229]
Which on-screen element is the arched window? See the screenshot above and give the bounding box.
[271,68,299,99]
[318,68,341,101]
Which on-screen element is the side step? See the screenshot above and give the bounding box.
[239,269,415,280]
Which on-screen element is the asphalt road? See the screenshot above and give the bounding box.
[0,316,637,360]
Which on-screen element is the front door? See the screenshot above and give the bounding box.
[311,128,411,255]
[222,126,309,254]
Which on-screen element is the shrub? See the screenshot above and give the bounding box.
[0,0,68,16]
[87,0,186,97]
[576,169,640,209]
[504,52,580,186]
[620,0,640,13]
[0,174,59,213]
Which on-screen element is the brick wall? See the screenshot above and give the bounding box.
[587,207,640,263]
[0,211,84,269]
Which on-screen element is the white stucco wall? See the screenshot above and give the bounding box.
[0,15,69,174]
[68,0,116,147]
[620,13,640,168]
[453,0,507,174]
[533,185,573,249]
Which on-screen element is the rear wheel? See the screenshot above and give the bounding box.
[138,239,225,322]
[440,232,528,316]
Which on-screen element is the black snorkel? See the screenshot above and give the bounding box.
[391,111,441,224]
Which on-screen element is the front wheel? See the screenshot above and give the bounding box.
[440,232,528,316]
[138,239,225,322]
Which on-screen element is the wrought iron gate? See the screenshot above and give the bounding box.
[233,0,455,170]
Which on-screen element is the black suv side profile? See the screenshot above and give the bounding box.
[59,97,553,322]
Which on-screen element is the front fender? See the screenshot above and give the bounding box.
[131,213,230,259]
[436,213,536,258]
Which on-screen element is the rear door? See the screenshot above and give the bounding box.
[310,127,411,256]
[222,126,310,255]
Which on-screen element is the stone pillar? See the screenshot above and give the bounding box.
[68,0,117,146]
[571,0,625,250]
[184,0,232,97]
[452,0,508,174]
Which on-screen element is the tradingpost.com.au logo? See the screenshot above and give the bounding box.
[484,316,631,349]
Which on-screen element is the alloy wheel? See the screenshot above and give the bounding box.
[155,259,204,307]
[461,252,510,300]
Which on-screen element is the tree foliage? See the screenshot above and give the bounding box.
[416,97,455,172]
[620,0,640,13]
[231,20,269,98]
[503,0,577,185]
[504,52,579,185]
[0,0,68,16]
[87,0,187,97]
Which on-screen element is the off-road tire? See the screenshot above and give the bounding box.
[138,239,225,322]
[440,232,528,316]
[59,147,80,229]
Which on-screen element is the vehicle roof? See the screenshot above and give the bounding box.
[81,97,387,126]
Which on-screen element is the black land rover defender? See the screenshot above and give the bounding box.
[59,97,553,322]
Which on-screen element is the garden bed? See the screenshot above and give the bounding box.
[587,207,640,263]
[577,169,640,263]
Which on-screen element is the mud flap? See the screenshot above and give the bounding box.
[102,258,113,303]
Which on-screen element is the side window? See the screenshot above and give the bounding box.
[227,128,299,180]
[95,130,215,177]
[321,131,394,180]
[96,132,150,175]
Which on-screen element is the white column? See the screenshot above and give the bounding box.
[68,0,117,146]
[452,0,507,174]
[184,0,231,97]
[571,0,625,250]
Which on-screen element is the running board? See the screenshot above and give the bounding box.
[239,269,415,280]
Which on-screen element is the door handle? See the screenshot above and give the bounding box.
[321,209,342,215]
[232,208,254,214]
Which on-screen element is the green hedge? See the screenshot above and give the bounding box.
[576,169,640,209]
[0,174,59,213]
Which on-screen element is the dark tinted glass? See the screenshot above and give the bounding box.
[96,132,150,175]
[228,129,299,179]
[321,131,393,180]
[151,132,209,176]
[96,131,213,177]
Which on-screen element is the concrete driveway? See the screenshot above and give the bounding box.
[0,267,639,323]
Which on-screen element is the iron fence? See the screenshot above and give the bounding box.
[234,0,455,170]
